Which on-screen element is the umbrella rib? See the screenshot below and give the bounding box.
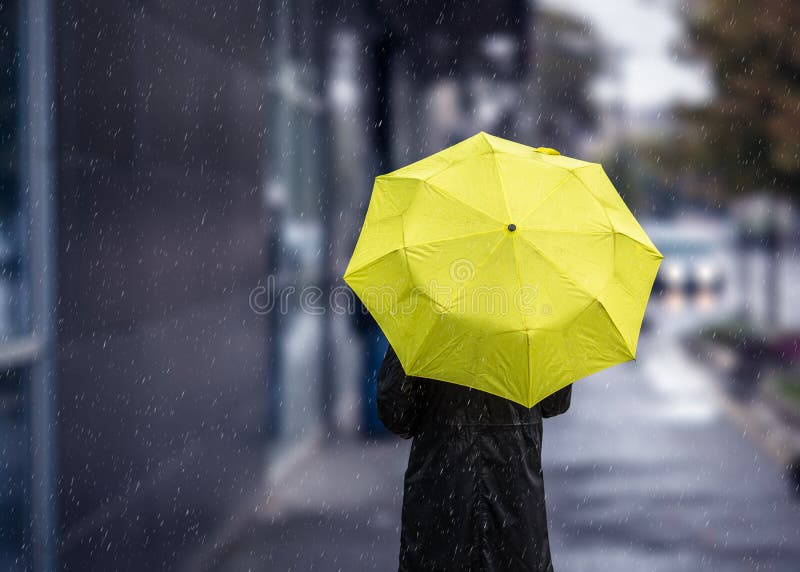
[386,137,497,181]
[423,179,506,226]
[517,228,610,234]
[517,172,576,226]
[385,176,505,227]
[442,232,508,312]
[424,149,495,179]
[570,170,661,256]
[516,233,632,358]
[485,136,513,221]
[568,171,618,235]
[406,318,444,374]
[517,234,601,300]
[345,229,503,278]
[407,233,508,373]
[571,295,635,362]
[509,236,532,407]
[561,298,606,378]
[405,229,502,250]
[407,331,462,378]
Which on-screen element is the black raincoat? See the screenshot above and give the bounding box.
[377,345,572,572]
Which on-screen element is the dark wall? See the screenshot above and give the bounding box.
[54,1,270,569]
[375,0,531,81]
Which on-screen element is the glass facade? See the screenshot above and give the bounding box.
[0,2,30,569]
[264,1,329,451]
[0,367,29,572]
[1,1,56,569]
[0,0,25,339]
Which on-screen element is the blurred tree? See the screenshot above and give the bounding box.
[600,141,672,216]
[674,1,800,329]
[678,0,800,195]
[533,8,602,154]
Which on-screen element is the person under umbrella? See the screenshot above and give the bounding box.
[378,344,571,571]
[344,132,661,571]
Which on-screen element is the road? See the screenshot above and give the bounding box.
[545,334,800,572]
[212,330,800,572]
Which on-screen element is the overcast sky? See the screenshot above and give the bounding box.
[540,0,713,111]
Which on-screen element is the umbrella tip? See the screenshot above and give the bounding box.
[507,223,517,232]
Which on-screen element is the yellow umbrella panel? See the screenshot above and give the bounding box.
[344,132,663,408]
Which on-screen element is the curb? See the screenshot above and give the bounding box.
[680,341,800,469]
[187,430,325,572]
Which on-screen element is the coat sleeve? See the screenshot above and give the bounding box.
[540,383,572,418]
[376,345,427,439]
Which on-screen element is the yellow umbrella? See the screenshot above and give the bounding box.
[344,132,663,408]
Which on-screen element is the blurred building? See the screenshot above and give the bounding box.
[269,0,538,446]
[1,1,541,570]
[4,1,270,570]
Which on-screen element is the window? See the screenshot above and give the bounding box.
[0,1,56,569]
[0,0,25,340]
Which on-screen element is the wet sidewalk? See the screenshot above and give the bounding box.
[208,436,411,572]
[207,335,800,572]
[544,340,800,572]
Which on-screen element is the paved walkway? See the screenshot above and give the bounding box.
[211,337,800,572]
[210,436,410,571]
[545,339,800,572]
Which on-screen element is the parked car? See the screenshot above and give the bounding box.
[642,216,734,299]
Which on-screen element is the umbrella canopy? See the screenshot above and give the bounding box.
[344,132,663,407]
